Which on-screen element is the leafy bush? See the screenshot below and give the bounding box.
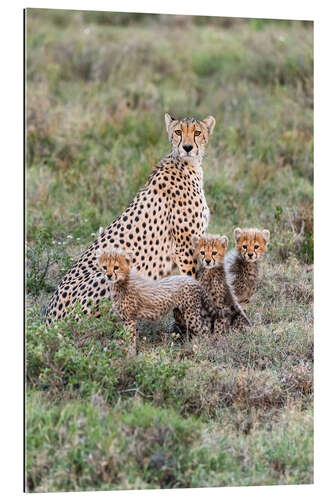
[26,230,73,296]
[26,303,129,397]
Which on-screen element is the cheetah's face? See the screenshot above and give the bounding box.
[165,114,215,160]
[96,250,131,283]
[193,234,228,269]
[234,228,270,262]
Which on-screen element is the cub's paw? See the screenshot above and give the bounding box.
[168,321,186,343]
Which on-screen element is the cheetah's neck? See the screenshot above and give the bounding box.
[110,275,130,300]
[170,152,203,169]
[226,250,259,288]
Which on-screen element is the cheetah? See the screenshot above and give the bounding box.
[194,234,250,332]
[45,113,216,323]
[96,249,224,354]
[174,234,250,337]
[225,228,270,312]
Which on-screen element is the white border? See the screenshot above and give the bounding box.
[1,1,331,499]
[18,0,316,20]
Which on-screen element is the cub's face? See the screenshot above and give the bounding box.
[96,250,130,283]
[165,114,216,160]
[193,234,228,269]
[234,228,270,262]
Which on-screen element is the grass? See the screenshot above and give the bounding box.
[25,9,313,492]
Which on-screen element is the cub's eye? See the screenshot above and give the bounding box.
[212,251,217,256]
[103,266,107,270]
[194,130,201,136]
[242,245,247,250]
[254,244,259,250]
[200,251,205,255]
[114,265,119,270]
[175,130,182,136]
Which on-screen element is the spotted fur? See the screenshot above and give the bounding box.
[96,249,224,354]
[45,114,215,323]
[225,228,270,311]
[174,234,250,336]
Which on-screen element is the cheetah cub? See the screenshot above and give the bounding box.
[173,234,250,337]
[96,249,225,354]
[193,234,250,333]
[225,228,270,312]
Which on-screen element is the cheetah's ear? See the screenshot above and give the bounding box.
[165,113,175,133]
[220,235,229,248]
[98,226,104,236]
[262,229,270,243]
[95,248,102,259]
[202,115,216,135]
[234,228,242,242]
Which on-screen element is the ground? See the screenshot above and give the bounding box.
[25,10,313,492]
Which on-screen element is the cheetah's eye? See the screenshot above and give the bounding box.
[200,251,205,255]
[175,130,182,136]
[212,251,217,256]
[194,130,201,136]
[254,244,259,250]
[114,265,119,270]
[103,266,107,271]
[242,245,247,250]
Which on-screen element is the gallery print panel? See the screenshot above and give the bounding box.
[25,8,313,492]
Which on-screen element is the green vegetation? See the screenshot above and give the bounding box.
[26,9,313,492]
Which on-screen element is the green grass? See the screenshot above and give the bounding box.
[26,390,312,491]
[25,9,313,492]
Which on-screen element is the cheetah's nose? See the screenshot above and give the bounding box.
[248,253,253,258]
[205,259,211,265]
[183,144,193,153]
[107,274,112,279]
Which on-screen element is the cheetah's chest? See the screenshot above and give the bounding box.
[198,268,226,306]
[201,193,210,233]
[196,166,210,232]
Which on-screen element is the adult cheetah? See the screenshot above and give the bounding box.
[45,113,216,322]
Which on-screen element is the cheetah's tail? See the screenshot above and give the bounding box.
[230,301,251,326]
[227,288,251,326]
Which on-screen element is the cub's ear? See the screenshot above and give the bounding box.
[234,228,242,242]
[202,115,216,135]
[165,113,175,133]
[262,229,270,243]
[95,248,102,259]
[98,226,104,236]
[220,235,229,248]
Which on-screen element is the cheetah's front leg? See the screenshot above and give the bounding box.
[213,317,228,336]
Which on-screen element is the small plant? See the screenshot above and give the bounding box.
[26,302,130,398]
[26,230,73,296]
